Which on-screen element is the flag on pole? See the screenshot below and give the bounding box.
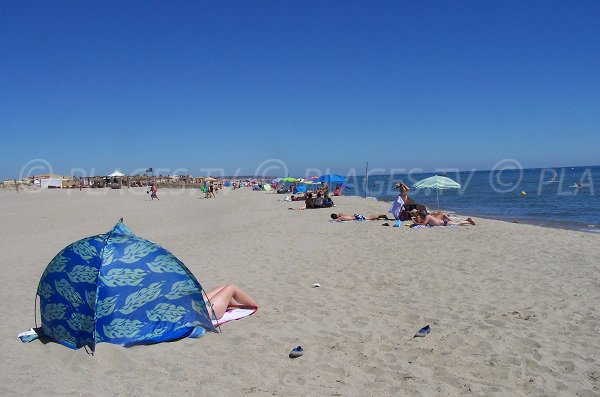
[146,168,153,173]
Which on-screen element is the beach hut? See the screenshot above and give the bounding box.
[35,219,216,352]
[107,171,125,189]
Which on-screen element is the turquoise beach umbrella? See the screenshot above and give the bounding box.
[413,175,461,210]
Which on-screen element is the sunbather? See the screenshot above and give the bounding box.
[412,210,475,226]
[205,284,259,320]
[330,213,391,221]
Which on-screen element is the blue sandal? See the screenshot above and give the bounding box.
[289,346,304,358]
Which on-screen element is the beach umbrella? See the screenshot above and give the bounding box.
[271,177,282,184]
[413,175,461,210]
[313,174,347,184]
[35,219,216,352]
[297,179,318,192]
[204,177,217,182]
[279,177,297,183]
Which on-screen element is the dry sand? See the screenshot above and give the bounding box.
[1,187,598,396]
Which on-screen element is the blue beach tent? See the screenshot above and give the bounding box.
[36,219,216,352]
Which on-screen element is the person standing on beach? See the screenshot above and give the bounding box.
[334,184,342,196]
[150,183,159,200]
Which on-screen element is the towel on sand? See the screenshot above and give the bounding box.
[389,196,405,219]
[212,306,257,327]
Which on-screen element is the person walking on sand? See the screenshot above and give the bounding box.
[150,183,159,200]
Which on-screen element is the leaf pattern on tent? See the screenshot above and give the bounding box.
[46,325,77,347]
[43,303,67,321]
[138,327,170,340]
[175,321,206,331]
[96,296,119,318]
[103,318,146,338]
[67,313,95,333]
[46,253,68,273]
[165,279,199,299]
[85,290,96,310]
[191,299,206,315]
[38,282,54,300]
[68,265,98,283]
[72,239,98,260]
[55,279,83,307]
[147,254,186,274]
[119,282,164,314]
[100,268,148,287]
[119,240,159,264]
[146,303,188,322]
[101,246,115,266]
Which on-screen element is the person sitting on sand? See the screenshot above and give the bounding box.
[322,192,334,208]
[391,182,427,221]
[290,193,309,201]
[288,193,313,210]
[330,213,391,221]
[411,209,475,226]
[205,284,259,320]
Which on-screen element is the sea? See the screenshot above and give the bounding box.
[342,165,600,233]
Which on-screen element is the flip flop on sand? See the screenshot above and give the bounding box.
[414,325,431,338]
[289,346,304,358]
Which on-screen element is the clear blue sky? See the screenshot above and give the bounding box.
[2,1,599,179]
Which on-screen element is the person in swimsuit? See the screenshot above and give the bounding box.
[412,210,475,226]
[150,183,159,200]
[330,213,391,221]
[204,284,259,320]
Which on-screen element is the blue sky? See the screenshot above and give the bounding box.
[1,1,599,179]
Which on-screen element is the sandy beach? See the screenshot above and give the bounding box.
[1,187,598,396]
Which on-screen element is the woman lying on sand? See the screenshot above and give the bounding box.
[411,210,475,226]
[205,284,260,320]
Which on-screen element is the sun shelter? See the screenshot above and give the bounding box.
[34,219,216,352]
[413,175,461,210]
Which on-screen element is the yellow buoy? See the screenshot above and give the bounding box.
[520,191,526,198]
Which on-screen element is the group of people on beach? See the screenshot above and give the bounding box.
[327,182,475,227]
[288,191,335,210]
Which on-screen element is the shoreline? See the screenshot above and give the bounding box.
[371,195,599,234]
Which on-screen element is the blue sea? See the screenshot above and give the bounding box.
[342,165,600,233]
